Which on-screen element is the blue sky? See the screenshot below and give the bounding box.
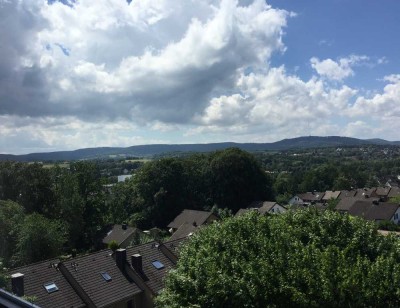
[269,0,400,89]
[0,0,399,154]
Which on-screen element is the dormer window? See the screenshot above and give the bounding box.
[44,282,59,293]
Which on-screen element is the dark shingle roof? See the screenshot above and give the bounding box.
[168,222,198,241]
[335,197,378,212]
[258,202,280,214]
[338,190,357,198]
[347,200,374,218]
[62,250,141,308]
[167,210,217,229]
[162,238,188,258]
[348,200,399,221]
[322,191,341,201]
[236,201,282,216]
[388,187,400,199]
[354,188,376,199]
[364,202,399,221]
[374,187,391,197]
[102,224,138,245]
[9,259,85,308]
[126,241,176,294]
[298,192,324,202]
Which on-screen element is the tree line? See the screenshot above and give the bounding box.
[1,145,399,269]
[0,148,272,268]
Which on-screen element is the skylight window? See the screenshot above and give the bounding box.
[101,272,112,282]
[44,282,59,293]
[152,261,164,269]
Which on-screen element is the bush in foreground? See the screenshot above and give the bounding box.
[157,209,400,307]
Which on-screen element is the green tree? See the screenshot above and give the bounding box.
[0,200,25,266]
[208,148,273,212]
[157,209,400,307]
[0,259,8,289]
[14,213,67,265]
[131,158,190,228]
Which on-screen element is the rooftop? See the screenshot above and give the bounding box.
[60,249,141,308]
[102,224,138,246]
[126,241,176,294]
[167,209,217,229]
[9,259,85,308]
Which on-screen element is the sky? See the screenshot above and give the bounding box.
[1,0,400,154]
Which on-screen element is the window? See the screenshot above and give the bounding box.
[152,260,164,269]
[101,272,112,282]
[44,282,59,293]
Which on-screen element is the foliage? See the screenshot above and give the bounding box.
[377,220,400,232]
[108,240,119,252]
[14,213,67,266]
[22,295,37,304]
[0,200,25,267]
[0,259,8,289]
[157,209,400,307]
[126,148,272,228]
[209,205,232,220]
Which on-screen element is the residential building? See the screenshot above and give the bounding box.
[236,201,286,216]
[167,210,218,234]
[102,224,142,248]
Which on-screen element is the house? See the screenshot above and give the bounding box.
[125,242,177,296]
[338,190,357,199]
[372,187,391,201]
[322,191,341,203]
[347,200,400,224]
[354,188,376,199]
[167,210,218,234]
[288,195,305,205]
[6,239,187,308]
[168,222,198,241]
[102,224,141,248]
[335,197,379,213]
[289,192,324,205]
[58,250,142,308]
[388,187,400,200]
[236,201,286,216]
[8,258,86,308]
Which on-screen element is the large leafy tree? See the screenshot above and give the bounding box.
[157,209,400,307]
[208,148,273,212]
[0,200,25,267]
[14,213,67,266]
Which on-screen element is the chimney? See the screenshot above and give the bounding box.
[122,224,127,230]
[115,248,126,272]
[131,254,142,272]
[11,273,24,296]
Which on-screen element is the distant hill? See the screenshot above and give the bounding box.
[1,136,399,162]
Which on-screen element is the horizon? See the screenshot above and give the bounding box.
[1,0,400,154]
[1,135,399,156]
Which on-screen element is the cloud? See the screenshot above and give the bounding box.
[1,0,399,154]
[0,0,289,124]
[350,74,400,117]
[310,55,369,81]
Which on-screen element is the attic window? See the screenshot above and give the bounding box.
[101,272,112,282]
[44,282,59,293]
[152,261,164,269]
